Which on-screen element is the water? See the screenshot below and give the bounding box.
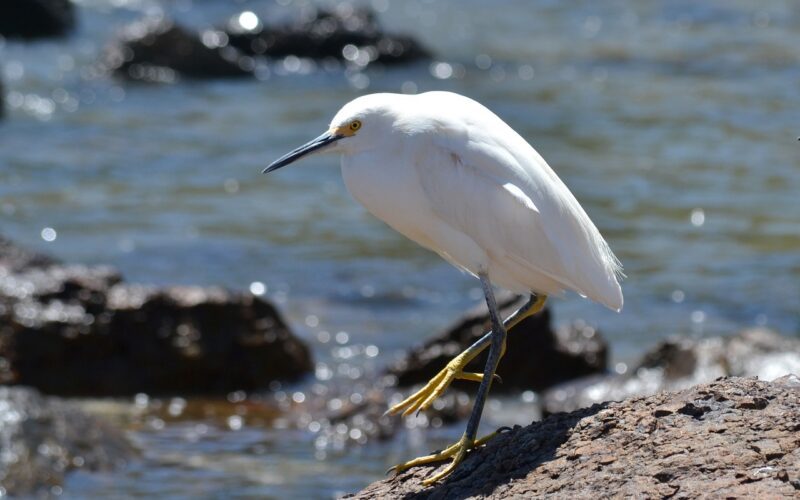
[1,0,799,497]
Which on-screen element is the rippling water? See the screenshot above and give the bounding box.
[1,0,799,497]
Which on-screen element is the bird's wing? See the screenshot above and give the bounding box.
[410,132,580,295]
[411,126,622,310]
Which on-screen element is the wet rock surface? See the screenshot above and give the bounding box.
[0,236,313,396]
[105,19,254,82]
[0,0,76,40]
[543,327,800,415]
[0,386,134,496]
[225,6,430,66]
[349,376,800,499]
[388,293,607,393]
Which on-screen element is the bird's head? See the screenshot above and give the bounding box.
[263,94,399,173]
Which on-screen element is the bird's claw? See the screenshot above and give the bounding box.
[388,431,498,485]
[385,356,500,418]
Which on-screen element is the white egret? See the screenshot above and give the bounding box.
[264,91,623,485]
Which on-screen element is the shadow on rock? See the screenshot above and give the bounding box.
[349,376,800,498]
[349,402,609,499]
[0,235,313,396]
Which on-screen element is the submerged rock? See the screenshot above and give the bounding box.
[349,376,800,499]
[0,0,75,40]
[543,328,800,415]
[226,6,430,66]
[388,293,607,393]
[0,236,313,396]
[105,19,254,82]
[0,386,134,496]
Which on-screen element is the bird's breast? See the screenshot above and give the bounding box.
[340,150,440,250]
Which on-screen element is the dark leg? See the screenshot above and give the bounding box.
[388,282,548,485]
[463,274,506,441]
[386,292,547,417]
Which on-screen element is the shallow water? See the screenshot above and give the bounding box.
[1,0,799,497]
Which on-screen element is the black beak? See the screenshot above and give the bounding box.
[263,131,343,173]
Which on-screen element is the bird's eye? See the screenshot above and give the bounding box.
[350,120,362,131]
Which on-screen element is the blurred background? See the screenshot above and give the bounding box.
[0,0,798,497]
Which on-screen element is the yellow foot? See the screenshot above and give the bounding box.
[385,357,500,417]
[389,431,497,486]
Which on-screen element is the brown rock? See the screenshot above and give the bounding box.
[348,376,800,499]
[387,293,608,393]
[0,236,313,396]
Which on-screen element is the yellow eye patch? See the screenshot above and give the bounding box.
[333,120,362,137]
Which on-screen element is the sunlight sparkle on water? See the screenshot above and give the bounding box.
[238,11,260,31]
[40,227,57,242]
[690,208,706,227]
[249,281,266,296]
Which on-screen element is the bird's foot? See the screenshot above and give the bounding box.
[388,431,497,485]
[385,355,500,417]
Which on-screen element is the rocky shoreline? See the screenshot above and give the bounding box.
[1,234,799,495]
[349,376,800,499]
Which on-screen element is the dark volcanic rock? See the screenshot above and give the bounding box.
[0,0,75,40]
[349,376,800,499]
[0,386,134,496]
[0,236,313,396]
[225,6,430,65]
[388,294,607,393]
[542,328,800,415]
[105,19,253,82]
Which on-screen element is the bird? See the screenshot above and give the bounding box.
[264,91,623,485]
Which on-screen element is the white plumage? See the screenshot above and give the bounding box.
[331,91,623,311]
[264,90,625,484]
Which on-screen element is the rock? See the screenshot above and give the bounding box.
[543,328,800,415]
[387,293,607,393]
[225,6,430,66]
[104,18,254,82]
[0,236,313,396]
[0,386,134,496]
[0,235,58,270]
[103,7,429,81]
[348,376,800,499]
[0,0,75,40]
